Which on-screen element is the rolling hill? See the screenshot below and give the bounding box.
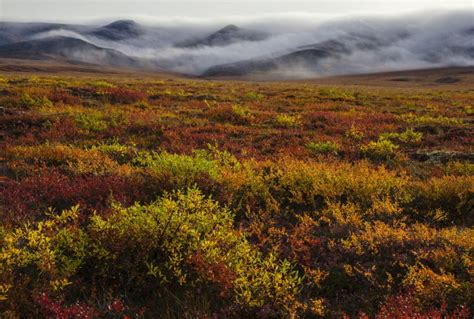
[0,36,140,68]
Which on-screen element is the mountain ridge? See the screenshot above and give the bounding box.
[176,24,269,48]
[0,36,140,68]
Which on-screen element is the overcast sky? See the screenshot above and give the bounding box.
[0,0,472,23]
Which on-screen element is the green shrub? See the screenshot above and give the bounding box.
[361,138,399,160]
[1,206,89,298]
[232,104,254,121]
[91,188,302,313]
[275,114,301,128]
[380,128,423,144]
[20,94,53,109]
[134,100,152,110]
[92,140,136,163]
[108,109,130,128]
[244,91,264,101]
[133,150,220,188]
[306,141,340,155]
[318,87,355,101]
[89,80,116,89]
[19,93,35,108]
[74,112,108,133]
[399,113,463,126]
[345,124,365,141]
[464,105,473,115]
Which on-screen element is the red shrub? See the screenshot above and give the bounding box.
[34,293,98,319]
[48,89,82,105]
[0,112,47,140]
[34,293,145,319]
[106,87,146,104]
[0,171,145,225]
[39,117,83,142]
[344,293,471,319]
[189,251,237,298]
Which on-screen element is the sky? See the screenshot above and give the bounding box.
[0,0,472,23]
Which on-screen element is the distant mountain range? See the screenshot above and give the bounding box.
[203,36,376,77]
[0,16,473,78]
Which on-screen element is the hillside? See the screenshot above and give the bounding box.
[176,24,269,48]
[201,31,474,78]
[89,20,145,41]
[0,36,141,68]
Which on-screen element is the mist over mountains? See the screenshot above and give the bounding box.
[0,11,473,78]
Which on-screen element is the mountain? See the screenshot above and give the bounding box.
[201,39,352,77]
[0,23,52,45]
[0,20,146,45]
[0,16,472,79]
[176,24,269,48]
[0,36,139,68]
[0,22,88,45]
[201,32,413,77]
[89,20,144,41]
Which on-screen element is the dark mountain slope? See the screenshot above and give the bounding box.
[0,22,89,45]
[89,20,144,41]
[176,24,269,48]
[202,39,351,77]
[0,36,139,68]
[201,32,419,77]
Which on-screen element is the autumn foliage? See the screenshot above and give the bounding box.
[0,75,472,318]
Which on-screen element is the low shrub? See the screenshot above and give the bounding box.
[1,189,303,317]
[318,87,355,101]
[133,149,220,189]
[409,175,474,226]
[91,140,137,163]
[361,138,399,160]
[0,171,144,225]
[345,124,365,141]
[74,112,108,133]
[89,80,116,89]
[286,204,473,316]
[348,293,471,318]
[4,143,117,176]
[219,159,412,216]
[106,87,146,104]
[380,128,423,144]
[275,114,301,128]
[244,91,264,101]
[400,113,464,126]
[209,104,253,125]
[306,141,340,155]
[134,100,152,110]
[20,94,53,109]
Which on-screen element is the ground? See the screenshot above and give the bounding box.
[0,60,472,318]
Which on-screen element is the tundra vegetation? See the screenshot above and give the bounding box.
[0,75,472,318]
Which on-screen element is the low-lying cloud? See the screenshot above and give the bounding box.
[13,10,474,77]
